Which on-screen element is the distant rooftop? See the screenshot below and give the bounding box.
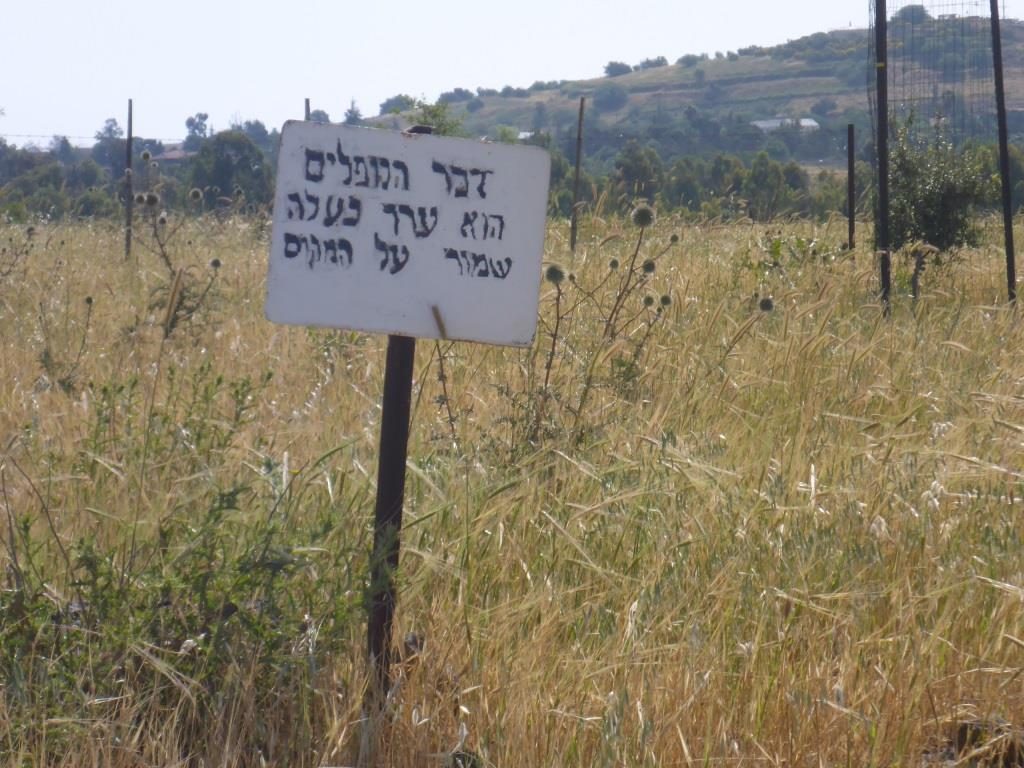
[751,118,821,132]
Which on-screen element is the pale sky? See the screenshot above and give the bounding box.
[2,0,1021,147]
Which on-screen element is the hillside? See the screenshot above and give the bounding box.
[385,16,1024,168]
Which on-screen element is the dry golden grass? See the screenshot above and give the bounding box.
[0,213,1022,767]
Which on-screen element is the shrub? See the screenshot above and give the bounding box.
[887,117,995,250]
[593,82,629,113]
[604,61,632,77]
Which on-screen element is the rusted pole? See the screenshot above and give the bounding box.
[990,0,1017,303]
[847,123,856,250]
[875,0,891,310]
[569,97,585,253]
[125,98,133,261]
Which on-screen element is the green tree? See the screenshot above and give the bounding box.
[187,131,272,206]
[50,136,76,165]
[745,152,785,219]
[613,141,663,204]
[91,118,127,176]
[593,82,628,113]
[411,101,464,137]
[708,154,745,197]
[343,101,363,125]
[892,4,931,24]
[638,56,668,69]
[308,109,330,124]
[379,94,416,115]
[184,113,210,151]
[604,61,632,77]
[663,157,706,211]
[888,118,993,249]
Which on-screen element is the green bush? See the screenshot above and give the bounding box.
[888,117,995,250]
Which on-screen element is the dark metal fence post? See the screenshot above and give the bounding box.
[569,97,586,253]
[125,99,134,261]
[847,123,856,250]
[304,98,311,121]
[990,0,1017,303]
[875,0,891,309]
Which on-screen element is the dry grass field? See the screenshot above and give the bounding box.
[0,212,1022,766]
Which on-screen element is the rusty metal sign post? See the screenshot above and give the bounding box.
[265,121,550,764]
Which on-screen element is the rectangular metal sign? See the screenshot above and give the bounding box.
[266,122,551,346]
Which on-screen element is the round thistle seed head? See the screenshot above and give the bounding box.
[150,161,158,170]
[545,264,565,285]
[140,150,152,162]
[124,168,132,178]
[759,296,774,312]
[188,188,203,202]
[660,294,671,307]
[642,259,656,274]
[609,258,620,271]
[157,212,168,226]
[631,204,655,228]
[643,294,655,307]
[84,296,93,306]
[210,258,222,270]
[145,192,160,207]
[134,193,146,205]
[670,233,680,244]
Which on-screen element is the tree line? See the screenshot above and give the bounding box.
[2,104,1021,228]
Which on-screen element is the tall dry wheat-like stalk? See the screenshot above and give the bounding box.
[0,215,1021,766]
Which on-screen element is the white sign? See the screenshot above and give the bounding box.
[266,122,551,347]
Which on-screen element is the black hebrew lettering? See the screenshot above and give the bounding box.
[442,248,513,279]
[305,149,325,182]
[342,196,361,226]
[444,247,465,275]
[324,238,354,266]
[283,232,353,269]
[309,141,407,190]
[460,212,478,238]
[353,157,369,187]
[370,156,391,188]
[375,233,410,275]
[323,195,362,228]
[382,203,401,235]
[285,232,305,259]
[490,257,512,278]
[470,169,493,198]
[324,196,344,227]
[471,252,489,277]
[433,161,494,199]
[451,166,470,198]
[307,235,322,268]
[382,203,439,238]
[459,211,505,240]
[432,160,452,195]
[286,192,304,221]
[304,191,320,221]
[484,213,505,239]
[402,204,438,238]
[392,160,409,191]
[336,141,353,184]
